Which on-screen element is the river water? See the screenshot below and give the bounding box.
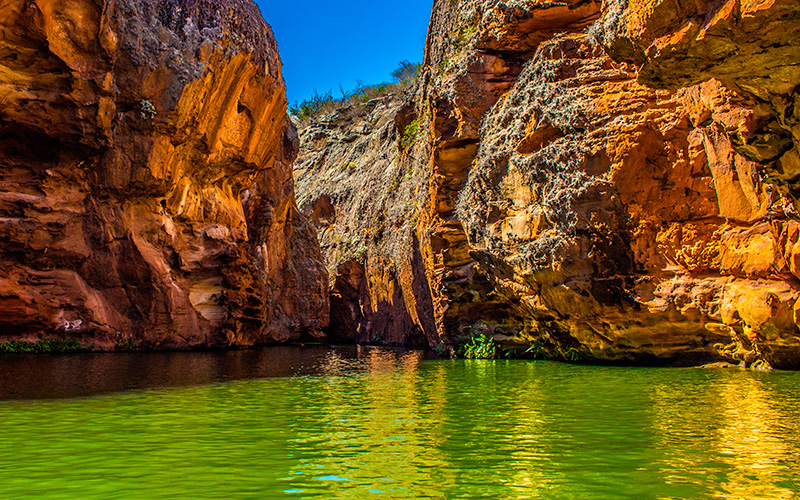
[0,346,798,499]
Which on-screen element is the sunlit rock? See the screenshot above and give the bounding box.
[0,0,328,349]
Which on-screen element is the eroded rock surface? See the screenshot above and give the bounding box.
[458,34,799,368]
[0,0,327,349]
[296,0,800,368]
[294,96,435,347]
[597,0,800,206]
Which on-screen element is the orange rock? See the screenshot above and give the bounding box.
[601,0,800,207]
[0,0,327,349]
[294,0,800,368]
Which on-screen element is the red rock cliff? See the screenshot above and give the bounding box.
[597,0,800,199]
[295,0,800,368]
[0,0,328,349]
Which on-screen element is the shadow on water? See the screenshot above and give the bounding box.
[0,345,431,400]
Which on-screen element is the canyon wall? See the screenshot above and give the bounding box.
[598,0,800,207]
[294,95,437,347]
[0,0,328,349]
[295,0,800,368]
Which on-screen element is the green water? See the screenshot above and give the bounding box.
[1,347,799,499]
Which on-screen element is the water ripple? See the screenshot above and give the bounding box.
[0,351,798,499]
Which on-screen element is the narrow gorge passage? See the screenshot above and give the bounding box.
[1,0,799,369]
[2,1,800,499]
[293,0,800,369]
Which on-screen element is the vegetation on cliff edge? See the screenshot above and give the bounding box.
[290,60,421,122]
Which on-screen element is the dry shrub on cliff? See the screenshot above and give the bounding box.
[290,60,421,122]
[586,0,628,48]
[289,88,338,121]
[391,60,422,84]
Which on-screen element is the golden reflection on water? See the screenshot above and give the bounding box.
[713,377,798,500]
[504,371,552,500]
[649,372,800,500]
[292,348,456,498]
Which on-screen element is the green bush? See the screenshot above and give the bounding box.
[114,338,140,351]
[558,345,583,362]
[459,333,498,359]
[0,338,83,355]
[289,88,336,122]
[400,119,420,149]
[355,246,368,263]
[289,60,421,122]
[140,99,157,120]
[513,340,545,359]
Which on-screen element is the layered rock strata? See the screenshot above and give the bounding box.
[296,0,800,368]
[0,0,327,349]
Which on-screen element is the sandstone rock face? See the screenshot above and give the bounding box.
[0,0,327,349]
[296,0,800,368]
[294,96,436,347]
[457,35,798,368]
[597,0,800,207]
[418,0,606,346]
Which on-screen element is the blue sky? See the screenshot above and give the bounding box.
[254,1,433,104]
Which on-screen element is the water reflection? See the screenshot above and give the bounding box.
[0,351,798,499]
[648,370,800,499]
[0,346,426,400]
[285,348,456,498]
[713,376,799,500]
